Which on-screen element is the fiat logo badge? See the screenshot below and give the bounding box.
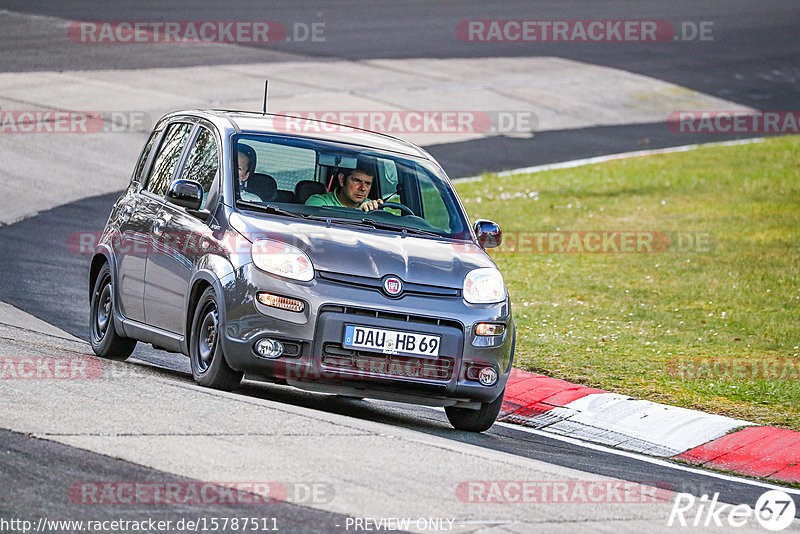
[383,276,403,297]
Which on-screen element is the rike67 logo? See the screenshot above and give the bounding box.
[668,490,797,531]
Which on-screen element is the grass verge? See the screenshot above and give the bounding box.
[455,136,800,430]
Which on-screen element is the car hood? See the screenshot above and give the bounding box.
[229,212,496,289]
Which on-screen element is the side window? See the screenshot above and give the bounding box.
[145,122,193,196]
[181,128,218,210]
[249,141,316,190]
[132,129,159,184]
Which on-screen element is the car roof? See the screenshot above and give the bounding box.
[161,109,433,160]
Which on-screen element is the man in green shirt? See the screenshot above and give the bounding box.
[306,166,384,212]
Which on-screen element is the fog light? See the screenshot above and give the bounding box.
[478,367,498,387]
[256,292,304,312]
[475,323,505,336]
[255,338,284,359]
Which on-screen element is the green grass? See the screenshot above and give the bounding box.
[455,136,800,430]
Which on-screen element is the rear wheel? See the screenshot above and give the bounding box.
[189,287,243,391]
[445,389,505,432]
[89,263,136,360]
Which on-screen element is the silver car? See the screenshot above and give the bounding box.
[89,109,514,431]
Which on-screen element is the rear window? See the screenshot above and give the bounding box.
[243,140,316,190]
[131,129,159,184]
[145,122,193,196]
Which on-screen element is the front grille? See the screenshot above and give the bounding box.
[319,305,464,333]
[321,343,454,381]
[317,271,460,298]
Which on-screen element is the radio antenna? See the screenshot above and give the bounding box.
[262,80,269,115]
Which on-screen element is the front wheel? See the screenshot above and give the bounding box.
[445,389,505,432]
[189,287,243,391]
[89,263,136,360]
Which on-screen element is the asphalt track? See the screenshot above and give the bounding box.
[2,0,798,111]
[0,429,350,533]
[0,154,796,524]
[1,0,798,173]
[1,0,799,529]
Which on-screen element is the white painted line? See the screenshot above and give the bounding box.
[493,421,800,496]
[420,403,798,493]
[456,137,765,181]
[503,392,755,457]
[541,392,755,457]
[500,405,578,428]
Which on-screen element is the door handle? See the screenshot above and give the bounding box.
[119,204,134,223]
[152,218,167,237]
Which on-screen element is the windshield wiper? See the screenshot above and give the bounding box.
[236,201,307,219]
[236,203,441,237]
[349,218,441,237]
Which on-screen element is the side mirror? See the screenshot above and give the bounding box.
[166,179,203,210]
[474,219,502,248]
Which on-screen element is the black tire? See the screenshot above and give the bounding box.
[445,389,505,432]
[89,263,136,360]
[189,287,243,391]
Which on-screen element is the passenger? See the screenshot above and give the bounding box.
[236,143,261,202]
[305,165,383,212]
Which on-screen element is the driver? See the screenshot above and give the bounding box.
[305,164,383,212]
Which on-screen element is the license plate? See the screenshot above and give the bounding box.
[343,325,440,357]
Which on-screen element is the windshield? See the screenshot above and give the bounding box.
[232,133,470,239]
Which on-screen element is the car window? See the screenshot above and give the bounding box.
[132,129,159,184]
[145,122,193,196]
[181,127,218,210]
[232,134,469,239]
[249,140,317,190]
[416,167,453,232]
[377,158,399,200]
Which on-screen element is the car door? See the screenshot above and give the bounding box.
[143,124,221,335]
[114,128,159,322]
[121,121,194,327]
[116,122,193,322]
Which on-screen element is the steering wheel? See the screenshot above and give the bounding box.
[377,202,415,216]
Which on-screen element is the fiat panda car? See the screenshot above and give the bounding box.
[89,110,514,431]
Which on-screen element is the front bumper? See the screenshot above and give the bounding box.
[220,265,514,407]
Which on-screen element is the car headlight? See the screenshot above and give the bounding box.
[463,268,506,304]
[251,239,314,282]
